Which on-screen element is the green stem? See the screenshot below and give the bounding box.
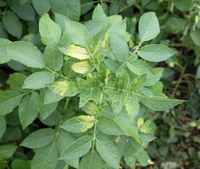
[44,66,70,80]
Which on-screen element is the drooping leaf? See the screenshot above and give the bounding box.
[96,135,120,169]
[21,128,55,149]
[138,12,160,42]
[137,44,175,62]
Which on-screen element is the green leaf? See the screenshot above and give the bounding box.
[110,32,129,62]
[12,159,31,169]
[7,41,45,68]
[190,28,200,46]
[97,117,124,135]
[138,12,160,42]
[64,20,91,47]
[39,13,61,45]
[0,116,6,138]
[0,145,17,160]
[44,43,63,71]
[19,92,40,129]
[137,44,175,62]
[145,68,163,86]
[59,135,92,160]
[79,151,104,169]
[31,145,58,169]
[54,13,70,31]
[55,131,75,154]
[7,73,27,90]
[127,60,151,76]
[0,90,24,115]
[10,0,35,21]
[21,128,55,149]
[0,22,8,38]
[32,0,51,15]
[140,95,184,111]
[61,115,95,133]
[92,4,107,22]
[22,71,55,89]
[50,0,80,21]
[0,39,12,64]
[114,111,140,142]
[2,10,22,38]
[173,0,193,12]
[96,135,120,169]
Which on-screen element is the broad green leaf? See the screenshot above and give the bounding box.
[21,128,55,149]
[2,11,22,38]
[61,115,95,133]
[7,41,45,68]
[44,89,63,104]
[54,13,70,31]
[7,73,26,90]
[96,135,120,169]
[0,90,24,115]
[114,111,140,142]
[12,159,31,169]
[173,0,193,12]
[145,68,163,86]
[139,12,160,42]
[0,116,6,138]
[0,22,8,38]
[39,13,61,45]
[55,131,75,154]
[32,0,51,15]
[23,71,55,89]
[190,29,200,46]
[92,4,107,22]
[97,117,124,135]
[124,94,140,117]
[50,80,81,97]
[0,38,12,64]
[127,60,151,76]
[19,92,39,129]
[44,43,63,71]
[50,0,81,21]
[140,95,184,111]
[137,44,175,62]
[39,102,58,120]
[110,32,129,62]
[59,135,92,160]
[31,145,58,169]
[72,61,91,74]
[79,151,104,169]
[10,0,35,21]
[64,20,91,47]
[0,145,17,159]
[59,44,90,60]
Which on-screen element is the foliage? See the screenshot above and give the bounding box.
[0,0,199,169]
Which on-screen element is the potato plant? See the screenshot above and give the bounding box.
[0,3,184,169]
